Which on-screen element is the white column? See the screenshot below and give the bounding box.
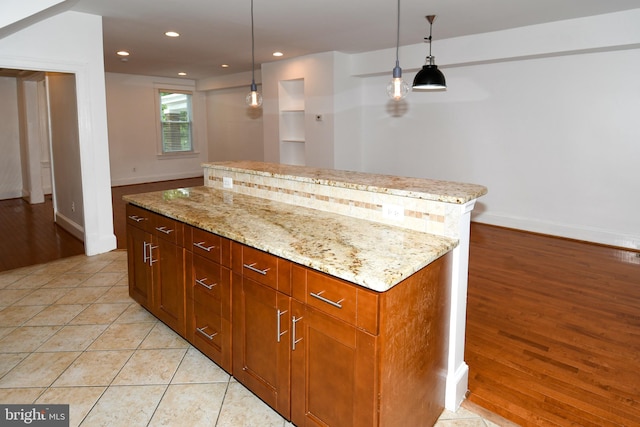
[445,200,476,410]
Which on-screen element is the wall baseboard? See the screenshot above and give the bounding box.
[55,211,85,242]
[111,171,204,187]
[473,212,640,251]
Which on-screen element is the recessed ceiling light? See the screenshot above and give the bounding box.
[165,31,180,37]
[221,64,230,68]
[116,50,130,56]
[272,52,283,57]
[178,72,187,76]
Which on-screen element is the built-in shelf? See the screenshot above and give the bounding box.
[279,79,305,166]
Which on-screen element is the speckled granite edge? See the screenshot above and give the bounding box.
[203,161,488,204]
[124,187,458,292]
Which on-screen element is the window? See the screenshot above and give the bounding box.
[159,91,193,153]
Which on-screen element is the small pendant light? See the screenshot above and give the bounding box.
[386,0,409,101]
[413,15,447,90]
[245,0,263,108]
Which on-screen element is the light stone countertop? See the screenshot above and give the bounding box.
[204,161,488,204]
[124,186,457,292]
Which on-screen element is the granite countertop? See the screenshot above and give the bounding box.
[204,161,488,204]
[124,186,457,292]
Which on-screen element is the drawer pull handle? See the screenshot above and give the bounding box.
[276,309,288,343]
[292,316,303,350]
[155,226,173,234]
[194,241,216,252]
[310,291,344,309]
[243,263,270,275]
[196,326,218,340]
[196,278,217,290]
[128,215,145,222]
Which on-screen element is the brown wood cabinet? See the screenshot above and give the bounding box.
[126,204,450,427]
[126,221,152,306]
[232,242,293,417]
[126,204,185,336]
[290,266,379,427]
[185,227,232,372]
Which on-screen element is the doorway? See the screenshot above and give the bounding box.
[0,69,85,272]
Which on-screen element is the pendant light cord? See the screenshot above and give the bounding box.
[425,16,434,59]
[394,0,400,66]
[428,20,433,58]
[251,0,256,85]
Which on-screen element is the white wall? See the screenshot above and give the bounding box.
[0,11,116,255]
[205,9,640,250]
[261,52,336,168]
[205,85,264,162]
[0,0,65,30]
[353,9,640,250]
[0,76,21,199]
[105,73,207,186]
[332,51,363,171]
[47,72,84,239]
[360,48,640,249]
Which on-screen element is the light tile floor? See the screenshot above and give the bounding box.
[0,251,507,427]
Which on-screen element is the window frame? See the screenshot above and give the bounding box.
[154,86,198,158]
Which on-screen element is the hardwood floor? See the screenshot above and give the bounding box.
[0,195,84,272]
[2,180,639,426]
[466,223,640,426]
[0,177,203,272]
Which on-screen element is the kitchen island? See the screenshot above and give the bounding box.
[124,161,486,426]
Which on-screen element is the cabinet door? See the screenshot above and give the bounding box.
[232,275,291,417]
[126,224,152,308]
[291,301,378,427]
[152,236,185,335]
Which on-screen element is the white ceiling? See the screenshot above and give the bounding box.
[68,0,640,80]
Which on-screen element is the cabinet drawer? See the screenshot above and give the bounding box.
[293,265,378,334]
[152,214,183,244]
[191,294,225,353]
[189,227,231,267]
[190,255,230,311]
[233,243,291,295]
[126,204,153,232]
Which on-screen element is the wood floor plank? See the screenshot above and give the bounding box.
[466,223,640,426]
[0,195,84,272]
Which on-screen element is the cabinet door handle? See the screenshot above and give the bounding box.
[196,278,217,290]
[148,244,159,265]
[142,241,149,263]
[243,263,270,275]
[292,316,303,350]
[196,326,218,340]
[155,226,173,234]
[276,309,288,343]
[309,291,344,309]
[194,241,216,252]
[128,215,145,222]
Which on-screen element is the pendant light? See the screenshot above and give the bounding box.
[386,0,409,101]
[245,0,262,108]
[413,15,446,90]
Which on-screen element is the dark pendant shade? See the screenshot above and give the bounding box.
[412,15,447,91]
[413,63,446,90]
